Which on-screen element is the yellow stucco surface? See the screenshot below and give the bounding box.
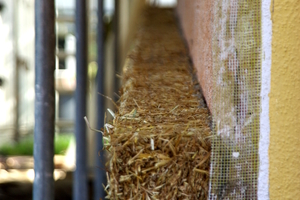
[269,0,300,199]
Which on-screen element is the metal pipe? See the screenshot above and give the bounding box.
[114,0,119,101]
[94,1,106,199]
[73,0,88,199]
[33,0,56,199]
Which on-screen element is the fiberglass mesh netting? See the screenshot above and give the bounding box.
[209,0,261,199]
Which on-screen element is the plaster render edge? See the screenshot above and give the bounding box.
[258,0,271,199]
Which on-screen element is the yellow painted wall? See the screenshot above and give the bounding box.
[269,0,300,199]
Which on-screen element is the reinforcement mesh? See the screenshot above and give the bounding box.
[209,0,261,199]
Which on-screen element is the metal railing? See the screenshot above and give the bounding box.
[33,0,110,199]
[33,0,56,199]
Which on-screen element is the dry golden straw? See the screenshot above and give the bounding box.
[103,8,211,200]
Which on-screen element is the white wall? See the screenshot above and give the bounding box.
[0,0,35,140]
[0,1,14,130]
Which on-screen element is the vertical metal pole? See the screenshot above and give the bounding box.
[114,0,119,101]
[33,0,56,199]
[94,0,106,199]
[74,0,88,200]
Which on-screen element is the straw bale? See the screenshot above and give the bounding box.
[104,8,211,200]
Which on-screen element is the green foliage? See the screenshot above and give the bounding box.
[0,134,72,156]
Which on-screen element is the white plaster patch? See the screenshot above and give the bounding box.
[232,152,239,158]
[258,0,272,199]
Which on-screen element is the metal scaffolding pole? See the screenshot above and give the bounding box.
[94,0,107,199]
[33,0,56,199]
[73,0,88,199]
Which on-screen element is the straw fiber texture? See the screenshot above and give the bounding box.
[104,8,211,200]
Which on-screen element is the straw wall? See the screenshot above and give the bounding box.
[104,8,211,199]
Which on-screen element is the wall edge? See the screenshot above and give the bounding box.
[258,0,271,199]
